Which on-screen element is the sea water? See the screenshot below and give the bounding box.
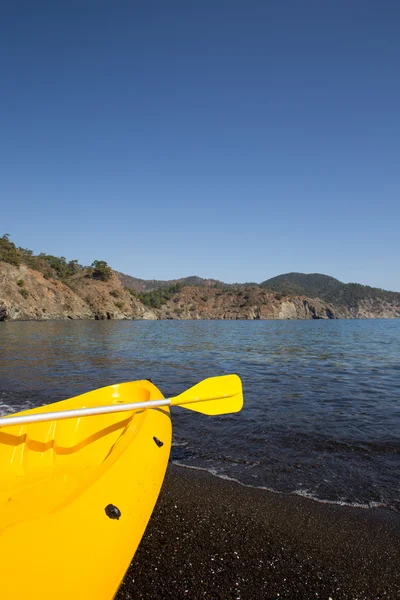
[1,319,399,511]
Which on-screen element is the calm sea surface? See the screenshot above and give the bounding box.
[0,320,399,511]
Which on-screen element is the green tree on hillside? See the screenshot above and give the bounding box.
[0,234,21,266]
[41,255,80,281]
[133,283,183,308]
[91,260,112,282]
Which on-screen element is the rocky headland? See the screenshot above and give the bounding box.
[0,235,399,321]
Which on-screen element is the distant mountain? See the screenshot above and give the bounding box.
[116,272,234,292]
[115,272,168,293]
[260,272,400,307]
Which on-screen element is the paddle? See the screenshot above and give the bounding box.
[0,374,243,428]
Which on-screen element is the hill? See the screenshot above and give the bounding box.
[115,272,224,292]
[260,273,400,307]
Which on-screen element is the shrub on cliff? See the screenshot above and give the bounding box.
[41,255,80,282]
[134,283,183,308]
[0,234,22,266]
[91,260,112,282]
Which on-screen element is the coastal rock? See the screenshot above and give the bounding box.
[0,263,92,321]
[0,263,157,321]
[153,287,338,320]
[278,301,299,319]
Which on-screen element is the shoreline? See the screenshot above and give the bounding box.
[116,464,400,600]
[1,316,400,322]
[171,461,391,512]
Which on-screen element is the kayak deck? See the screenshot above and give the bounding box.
[0,380,172,599]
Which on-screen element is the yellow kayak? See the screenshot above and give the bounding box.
[0,375,243,599]
[0,380,172,599]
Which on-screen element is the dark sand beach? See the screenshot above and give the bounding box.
[116,465,400,600]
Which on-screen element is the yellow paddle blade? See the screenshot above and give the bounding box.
[170,374,243,415]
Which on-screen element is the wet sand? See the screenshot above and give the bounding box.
[116,464,400,600]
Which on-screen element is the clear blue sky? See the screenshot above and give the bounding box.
[1,1,399,290]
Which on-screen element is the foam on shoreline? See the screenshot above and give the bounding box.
[172,460,388,511]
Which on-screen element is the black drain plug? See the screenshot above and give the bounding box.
[105,504,121,520]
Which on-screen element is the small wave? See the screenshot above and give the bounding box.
[0,405,16,416]
[0,400,36,417]
[172,461,278,494]
[171,461,389,511]
[292,488,386,510]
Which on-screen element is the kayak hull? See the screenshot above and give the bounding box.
[0,380,172,599]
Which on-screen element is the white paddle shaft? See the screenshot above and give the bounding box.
[0,398,172,428]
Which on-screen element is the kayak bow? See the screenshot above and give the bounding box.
[0,374,243,599]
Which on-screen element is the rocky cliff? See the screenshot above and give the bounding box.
[1,262,399,322]
[0,262,155,321]
[149,286,399,320]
